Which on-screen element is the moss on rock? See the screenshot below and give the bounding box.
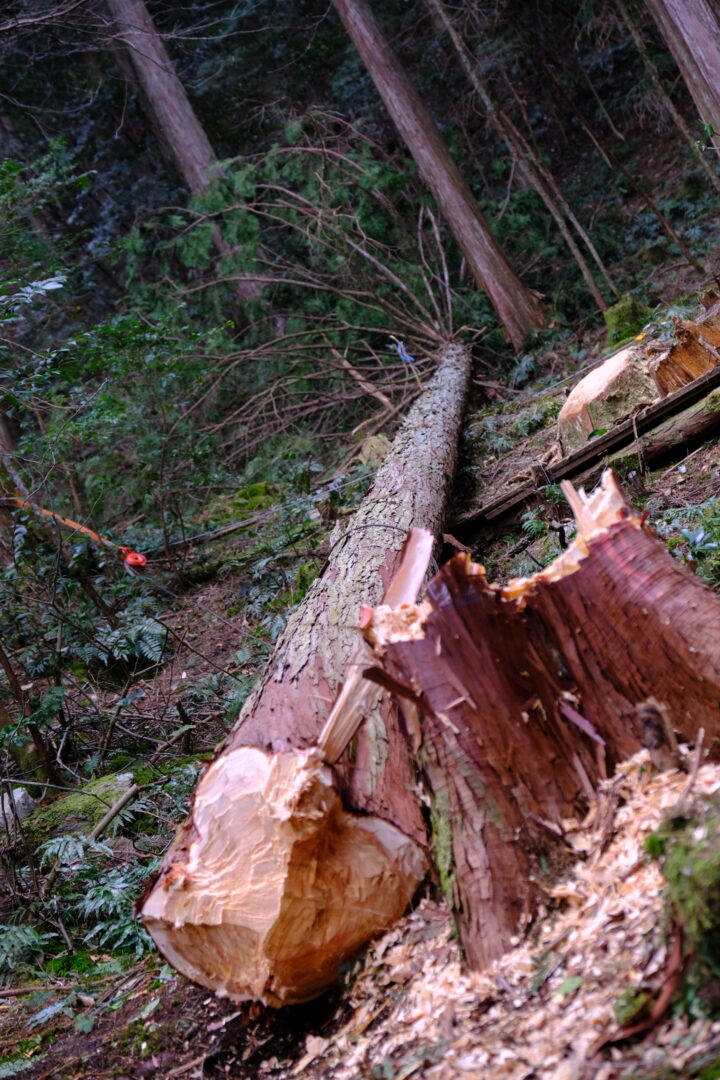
[23,772,135,849]
[604,294,653,346]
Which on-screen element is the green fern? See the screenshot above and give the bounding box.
[0,925,56,975]
[36,834,113,871]
[0,1059,38,1077]
[521,509,547,539]
[98,618,168,665]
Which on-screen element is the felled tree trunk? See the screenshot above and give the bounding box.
[365,472,720,969]
[141,344,472,1001]
[228,343,471,839]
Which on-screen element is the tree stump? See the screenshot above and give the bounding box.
[365,472,720,968]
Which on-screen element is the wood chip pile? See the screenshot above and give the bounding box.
[273,752,720,1080]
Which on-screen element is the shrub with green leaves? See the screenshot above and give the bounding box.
[646,798,720,1017]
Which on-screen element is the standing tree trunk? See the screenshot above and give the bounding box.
[644,0,720,152]
[425,0,618,314]
[330,0,545,348]
[106,0,262,298]
[541,61,705,273]
[106,0,219,196]
[616,0,720,192]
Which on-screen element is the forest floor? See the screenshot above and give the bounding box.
[2,292,720,1079]
[6,752,720,1080]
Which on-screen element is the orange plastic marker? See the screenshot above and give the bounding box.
[12,497,146,569]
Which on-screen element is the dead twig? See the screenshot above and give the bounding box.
[678,726,705,811]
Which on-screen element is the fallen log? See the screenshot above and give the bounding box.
[229,342,471,836]
[647,318,720,395]
[140,536,434,1006]
[365,471,720,970]
[573,384,720,489]
[454,362,720,536]
[141,344,472,1002]
[140,745,425,1006]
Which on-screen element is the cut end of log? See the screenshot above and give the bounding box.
[141,746,426,1006]
[558,314,720,453]
[557,345,657,452]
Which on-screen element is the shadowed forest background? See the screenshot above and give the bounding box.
[1,0,720,1077]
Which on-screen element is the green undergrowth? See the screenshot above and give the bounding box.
[604,292,654,345]
[203,480,279,525]
[645,797,720,1020]
[464,394,563,458]
[654,496,720,590]
[0,446,373,992]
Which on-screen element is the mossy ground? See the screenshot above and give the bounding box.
[21,772,136,849]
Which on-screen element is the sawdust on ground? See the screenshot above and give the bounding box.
[269,752,720,1080]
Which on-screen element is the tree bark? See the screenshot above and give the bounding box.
[330,0,545,348]
[106,0,263,299]
[626,385,720,460]
[425,0,616,313]
[0,414,18,563]
[645,0,720,152]
[106,0,219,196]
[616,0,720,192]
[228,343,472,839]
[366,471,720,969]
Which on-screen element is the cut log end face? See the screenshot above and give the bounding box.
[558,345,657,453]
[141,746,426,1006]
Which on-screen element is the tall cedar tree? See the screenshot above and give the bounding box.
[645,0,720,151]
[330,0,546,348]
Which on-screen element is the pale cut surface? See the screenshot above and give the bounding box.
[142,746,426,1006]
[557,344,657,453]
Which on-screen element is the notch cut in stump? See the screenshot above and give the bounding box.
[364,472,720,970]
